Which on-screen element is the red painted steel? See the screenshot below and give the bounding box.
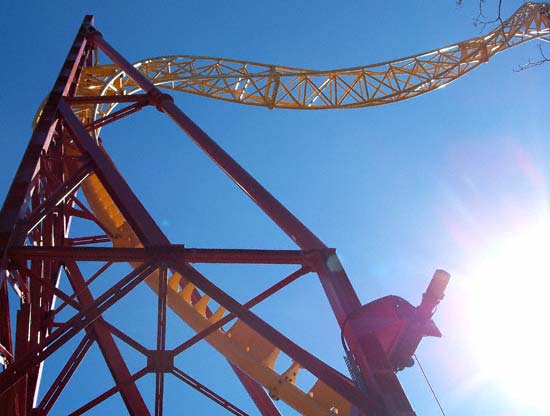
[171,366,251,416]
[23,162,93,235]
[66,94,150,105]
[89,30,328,252]
[233,370,281,416]
[59,99,170,246]
[67,35,380,410]
[8,246,315,264]
[0,280,14,414]
[35,335,94,415]
[16,264,79,310]
[0,17,95,415]
[154,266,167,416]
[64,262,150,415]
[0,17,163,411]
[0,14,445,415]
[84,100,148,131]
[0,280,13,366]
[0,17,92,247]
[68,368,149,416]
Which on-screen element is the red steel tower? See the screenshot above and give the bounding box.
[2,11,511,415]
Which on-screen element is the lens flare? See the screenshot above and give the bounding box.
[465,219,550,412]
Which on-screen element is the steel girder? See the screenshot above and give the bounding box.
[0,16,445,416]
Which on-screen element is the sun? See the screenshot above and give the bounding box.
[464,218,550,411]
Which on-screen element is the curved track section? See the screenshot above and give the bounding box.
[76,2,549,116]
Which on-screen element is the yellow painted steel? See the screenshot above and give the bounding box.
[74,2,549,121]
[67,3,550,414]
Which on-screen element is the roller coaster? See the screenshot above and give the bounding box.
[0,2,548,415]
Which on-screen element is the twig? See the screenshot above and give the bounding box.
[515,43,550,71]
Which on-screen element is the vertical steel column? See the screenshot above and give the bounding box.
[0,17,92,247]
[0,17,93,416]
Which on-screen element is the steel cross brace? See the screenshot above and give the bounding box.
[0,262,157,400]
[0,18,91,247]
[32,20,408,414]
[0,23,95,409]
[65,262,150,415]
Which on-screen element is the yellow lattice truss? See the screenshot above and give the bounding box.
[76,2,549,123]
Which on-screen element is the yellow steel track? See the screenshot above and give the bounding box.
[69,3,549,414]
[74,2,549,124]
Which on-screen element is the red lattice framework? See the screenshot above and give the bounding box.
[0,17,447,415]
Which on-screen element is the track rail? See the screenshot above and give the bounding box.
[74,1,550,121]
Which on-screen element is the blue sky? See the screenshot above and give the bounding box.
[1,1,550,415]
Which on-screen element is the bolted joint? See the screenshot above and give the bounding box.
[84,26,103,41]
[143,244,185,263]
[146,350,174,373]
[305,248,339,272]
[147,89,174,113]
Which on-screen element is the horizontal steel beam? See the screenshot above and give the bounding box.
[6,246,327,265]
[66,94,149,104]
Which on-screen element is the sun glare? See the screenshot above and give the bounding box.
[465,218,550,411]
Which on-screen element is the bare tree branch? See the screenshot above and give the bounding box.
[458,0,550,69]
[515,43,550,71]
[456,0,503,28]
